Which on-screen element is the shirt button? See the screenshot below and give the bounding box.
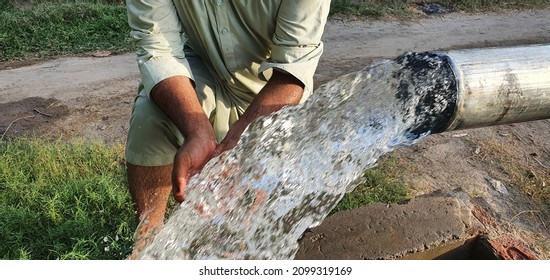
[216,0,222,6]
[221,27,228,34]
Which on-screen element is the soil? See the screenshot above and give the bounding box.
[1,9,550,258]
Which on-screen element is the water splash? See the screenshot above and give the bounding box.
[135,52,457,259]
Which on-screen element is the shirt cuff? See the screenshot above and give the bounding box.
[138,56,195,98]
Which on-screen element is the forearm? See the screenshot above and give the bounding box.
[240,70,304,125]
[151,76,216,203]
[215,70,304,152]
[150,76,216,143]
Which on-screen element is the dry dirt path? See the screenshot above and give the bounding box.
[1,9,550,259]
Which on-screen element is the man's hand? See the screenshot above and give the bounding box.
[172,135,216,203]
[150,76,217,202]
[214,116,248,155]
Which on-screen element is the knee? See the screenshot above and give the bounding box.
[125,95,183,166]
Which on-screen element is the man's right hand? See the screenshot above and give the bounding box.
[150,76,217,203]
[172,135,217,203]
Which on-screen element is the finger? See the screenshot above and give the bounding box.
[172,148,191,203]
[212,144,224,157]
[213,138,236,156]
[218,142,237,154]
[172,176,187,203]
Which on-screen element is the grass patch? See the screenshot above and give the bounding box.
[331,156,409,214]
[0,1,132,61]
[330,0,412,19]
[0,137,135,259]
[469,138,550,210]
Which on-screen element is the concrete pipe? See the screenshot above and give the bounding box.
[438,44,550,131]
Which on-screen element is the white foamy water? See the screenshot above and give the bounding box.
[135,53,457,259]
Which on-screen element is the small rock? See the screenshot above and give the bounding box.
[489,178,509,195]
[452,133,468,138]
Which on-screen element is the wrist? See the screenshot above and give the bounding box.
[186,128,217,149]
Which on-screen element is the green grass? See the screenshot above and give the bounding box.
[0,138,135,259]
[0,1,132,61]
[331,156,409,214]
[330,0,412,19]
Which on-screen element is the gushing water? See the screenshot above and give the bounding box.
[135,53,457,259]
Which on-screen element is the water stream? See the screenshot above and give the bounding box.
[135,52,458,259]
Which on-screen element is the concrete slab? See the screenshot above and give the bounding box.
[295,194,481,260]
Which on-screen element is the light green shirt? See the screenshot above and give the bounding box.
[127,0,331,103]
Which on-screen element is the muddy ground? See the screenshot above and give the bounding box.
[1,9,550,258]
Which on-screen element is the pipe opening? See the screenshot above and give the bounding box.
[393,52,458,137]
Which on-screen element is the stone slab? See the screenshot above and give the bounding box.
[295,195,480,259]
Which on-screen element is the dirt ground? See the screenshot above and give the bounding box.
[1,9,550,258]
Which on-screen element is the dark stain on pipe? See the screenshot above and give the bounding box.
[495,72,522,124]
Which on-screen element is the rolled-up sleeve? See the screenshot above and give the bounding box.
[258,0,330,99]
[127,0,193,97]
